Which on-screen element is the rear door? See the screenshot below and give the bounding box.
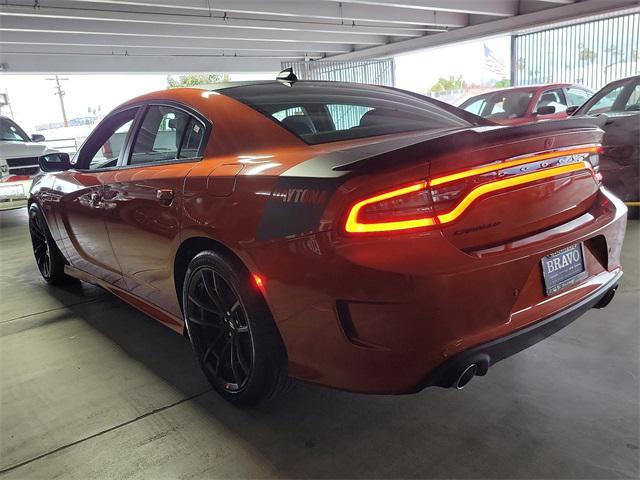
[103,103,208,317]
[54,107,139,286]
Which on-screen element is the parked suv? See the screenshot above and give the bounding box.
[0,116,60,210]
[459,84,593,125]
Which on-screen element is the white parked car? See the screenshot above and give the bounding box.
[0,116,63,210]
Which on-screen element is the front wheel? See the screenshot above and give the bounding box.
[182,251,288,406]
[28,203,72,285]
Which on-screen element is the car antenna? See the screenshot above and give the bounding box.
[276,67,297,87]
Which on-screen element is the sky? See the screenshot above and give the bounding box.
[0,37,511,135]
[395,36,511,94]
[0,72,273,133]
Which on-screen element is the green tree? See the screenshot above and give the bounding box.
[578,46,596,63]
[429,75,465,93]
[494,78,511,88]
[167,73,230,88]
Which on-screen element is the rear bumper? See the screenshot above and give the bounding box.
[418,269,622,390]
[247,188,627,394]
[0,197,28,210]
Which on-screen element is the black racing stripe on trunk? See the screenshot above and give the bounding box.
[280,129,465,178]
[256,177,343,241]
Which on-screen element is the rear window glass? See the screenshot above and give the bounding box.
[221,82,475,144]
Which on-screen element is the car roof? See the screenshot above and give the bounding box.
[599,75,640,88]
[468,83,576,95]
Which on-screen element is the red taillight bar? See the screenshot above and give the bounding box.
[344,145,600,234]
[345,181,436,233]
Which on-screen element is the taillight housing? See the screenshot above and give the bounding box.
[345,182,436,233]
[590,146,604,184]
[343,145,602,235]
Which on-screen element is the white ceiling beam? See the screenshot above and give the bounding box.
[326,0,638,60]
[0,12,388,44]
[0,52,282,73]
[325,0,518,17]
[0,31,351,53]
[0,4,429,37]
[0,44,314,58]
[26,0,468,27]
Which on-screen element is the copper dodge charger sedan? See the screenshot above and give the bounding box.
[28,80,626,405]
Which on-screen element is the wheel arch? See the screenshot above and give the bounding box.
[173,235,255,320]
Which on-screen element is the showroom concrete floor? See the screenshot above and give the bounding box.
[0,207,638,479]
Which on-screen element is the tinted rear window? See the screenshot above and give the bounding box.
[221,82,475,144]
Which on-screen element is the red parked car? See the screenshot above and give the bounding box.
[460,84,593,125]
[29,80,625,405]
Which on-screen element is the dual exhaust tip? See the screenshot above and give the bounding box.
[450,284,618,390]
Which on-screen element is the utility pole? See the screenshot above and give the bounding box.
[46,75,69,127]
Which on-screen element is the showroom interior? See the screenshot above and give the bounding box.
[0,0,639,478]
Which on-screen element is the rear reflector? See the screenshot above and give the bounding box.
[344,145,600,234]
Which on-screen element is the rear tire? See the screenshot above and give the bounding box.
[182,251,288,406]
[28,203,72,285]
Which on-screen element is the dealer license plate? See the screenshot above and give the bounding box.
[541,243,586,295]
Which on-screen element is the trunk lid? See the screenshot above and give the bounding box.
[335,118,605,249]
[425,119,604,250]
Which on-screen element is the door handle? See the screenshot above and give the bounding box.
[157,189,174,206]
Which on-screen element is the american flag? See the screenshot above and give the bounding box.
[484,44,507,77]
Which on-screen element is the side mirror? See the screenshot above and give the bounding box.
[535,105,556,115]
[31,134,46,142]
[38,152,71,172]
[565,105,579,115]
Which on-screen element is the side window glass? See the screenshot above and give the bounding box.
[566,88,591,107]
[489,100,506,115]
[74,108,138,170]
[463,98,486,116]
[587,86,625,114]
[537,89,567,113]
[179,118,205,159]
[129,106,190,165]
[624,84,640,111]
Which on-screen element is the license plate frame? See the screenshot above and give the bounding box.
[541,243,587,296]
[0,183,25,199]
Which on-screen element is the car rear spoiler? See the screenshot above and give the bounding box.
[332,117,607,174]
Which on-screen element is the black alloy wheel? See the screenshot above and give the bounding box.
[28,204,70,284]
[186,266,254,392]
[183,251,288,406]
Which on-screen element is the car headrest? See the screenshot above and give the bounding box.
[281,115,316,136]
[503,95,529,117]
[358,108,395,128]
[502,96,518,115]
[539,92,557,105]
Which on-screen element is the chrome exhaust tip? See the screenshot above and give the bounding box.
[593,284,618,309]
[455,363,478,389]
